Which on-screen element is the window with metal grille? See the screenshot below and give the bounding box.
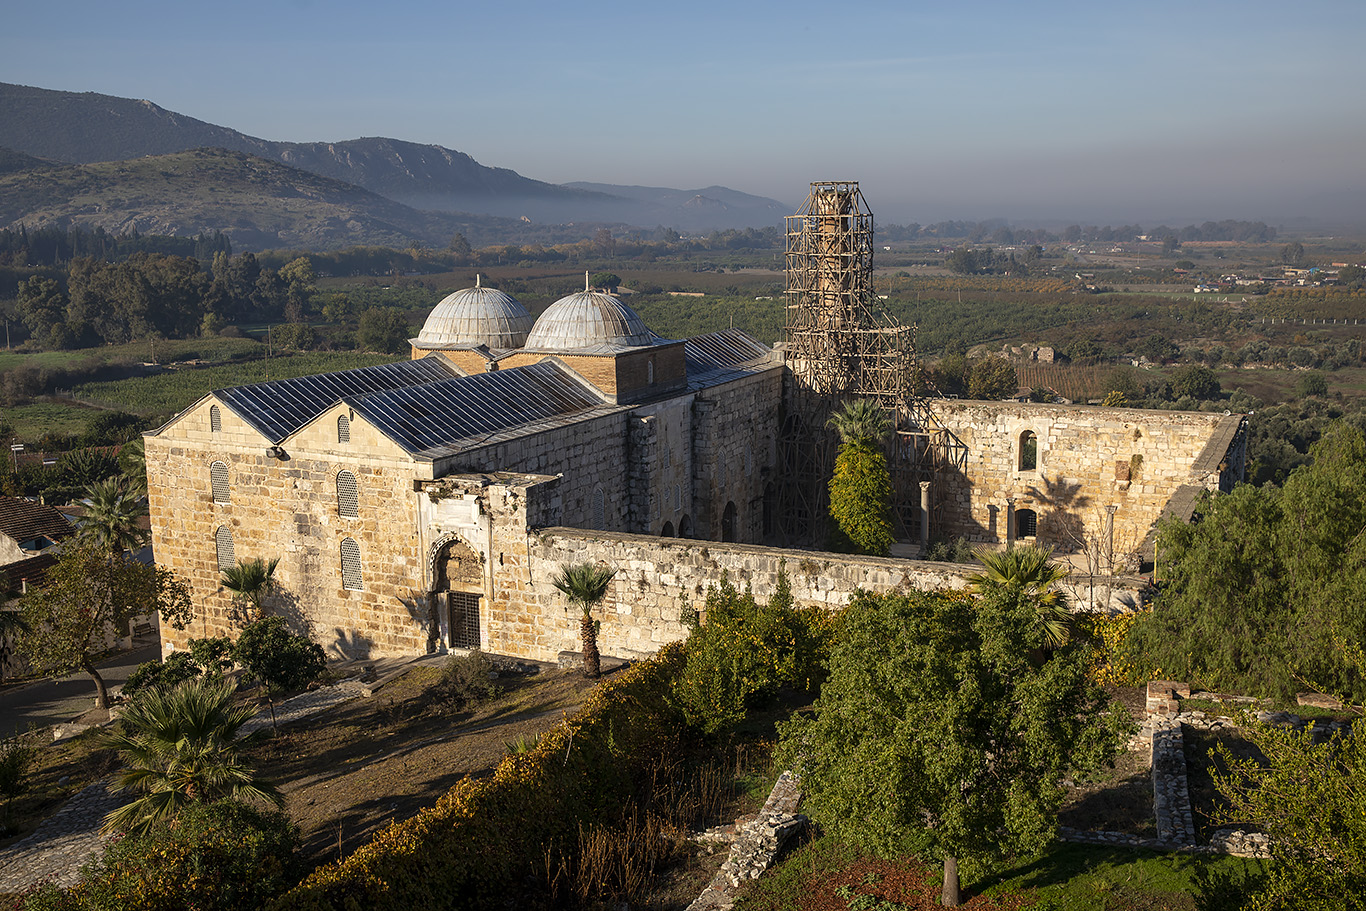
[210,461,230,503]
[647,360,655,384]
[337,415,350,444]
[592,487,606,530]
[340,538,362,590]
[215,526,235,571]
[337,470,358,517]
[448,591,481,649]
[1017,508,1038,538]
[210,404,221,433]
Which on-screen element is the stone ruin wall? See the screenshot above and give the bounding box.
[931,402,1233,556]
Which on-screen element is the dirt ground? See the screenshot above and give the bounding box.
[241,662,597,868]
[1058,685,1156,837]
[1183,726,1266,843]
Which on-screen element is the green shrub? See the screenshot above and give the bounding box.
[22,800,300,911]
[432,650,500,714]
[122,636,235,699]
[673,570,833,734]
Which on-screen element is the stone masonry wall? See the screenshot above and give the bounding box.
[932,402,1234,553]
[147,397,431,660]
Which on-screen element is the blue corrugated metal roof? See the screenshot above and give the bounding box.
[216,358,459,442]
[348,360,615,461]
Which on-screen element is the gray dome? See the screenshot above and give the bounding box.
[415,280,533,350]
[524,291,654,351]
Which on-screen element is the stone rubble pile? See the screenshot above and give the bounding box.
[686,771,805,911]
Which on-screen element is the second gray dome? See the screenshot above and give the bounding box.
[524,291,654,351]
[415,282,533,350]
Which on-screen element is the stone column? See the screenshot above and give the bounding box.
[918,481,932,555]
[1005,496,1016,547]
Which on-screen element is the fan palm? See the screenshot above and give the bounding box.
[117,437,148,497]
[968,544,1073,648]
[827,398,892,447]
[77,476,148,554]
[550,562,616,678]
[103,676,280,835]
[220,557,281,624]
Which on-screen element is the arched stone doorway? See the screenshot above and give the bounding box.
[721,501,737,542]
[679,515,692,538]
[661,521,675,537]
[432,535,483,649]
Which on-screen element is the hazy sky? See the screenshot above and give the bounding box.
[4,0,1363,226]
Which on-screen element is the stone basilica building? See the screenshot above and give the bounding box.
[146,246,1247,665]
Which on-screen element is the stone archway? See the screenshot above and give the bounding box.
[721,501,737,542]
[430,534,484,649]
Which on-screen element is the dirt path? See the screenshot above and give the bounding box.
[243,663,597,868]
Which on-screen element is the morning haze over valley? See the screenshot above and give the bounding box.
[0,2,1363,910]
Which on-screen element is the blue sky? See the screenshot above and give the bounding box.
[4,0,1363,225]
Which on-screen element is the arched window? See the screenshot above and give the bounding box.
[1016,508,1038,538]
[1019,430,1038,471]
[214,526,235,571]
[337,470,358,518]
[647,359,655,384]
[340,537,363,591]
[592,486,606,530]
[722,501,737,542]
[210,461,230,503]
[337,414,351,444]
[209,404,221,433]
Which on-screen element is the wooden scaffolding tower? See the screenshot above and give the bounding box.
[777,181,966,546]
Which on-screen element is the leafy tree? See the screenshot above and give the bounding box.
[76,476,148,554]
[1137,334,1179,363]
[15,275,67,343]
[967,356,1017,400]
[1171,364,1221,401]
[448,232,472,263]
[1281,241,1305,266]
[550,562,616,678]
[18,542,193,707]
[589,272,621,292]
[356,307,412,354]
[1128,425,1366,699]
[777,588,1129,906]
[1101,390,1128,407]
[826,399,894,556]
[102,677,280,835]
[220,557,280,624]
[231,615,326,730]
[968,545,1072,648]
[123,636,234,699]
[1295,371,1329,398]
[271,321,315,351]
[674,569,827,734]
[0,578,31,686]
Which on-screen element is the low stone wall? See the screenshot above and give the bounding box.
[687,771,806,911]
[483,528,1151,664]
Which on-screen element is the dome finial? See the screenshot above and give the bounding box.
[476,273,481,288]
[584,270,590,291]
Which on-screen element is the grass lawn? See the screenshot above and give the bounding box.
[2,401,105,441]
[735,836,1267,911]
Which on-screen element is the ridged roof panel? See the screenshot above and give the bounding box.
[215,357,460,443]
[349,360,616,461]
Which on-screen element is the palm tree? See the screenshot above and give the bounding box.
[968,544,1073,648]
[827,398,891,447]
[117,437,148,497]
[102,676,280,835]
[827,399,895,556]
[220,557,281,624]
[77,476,148,554]
[551,562,616,678]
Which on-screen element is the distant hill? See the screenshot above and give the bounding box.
[0,82,791,231]
[0,147,597,252]
[563,182,792,231]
